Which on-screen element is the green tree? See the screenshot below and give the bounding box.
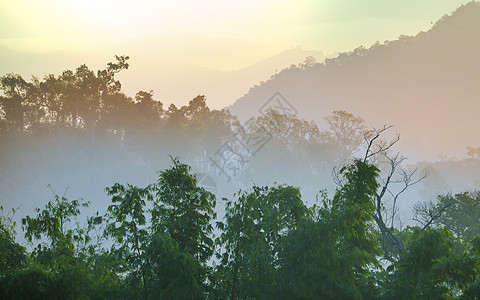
[0,206,26,274]
[414,191,480,240]
[22,191,90,249]
[104,183,153,299]
[462,236,480,298]
[145,232,205,299]
[278,160,382,299]
[0,206,28,298]
[152,157,216,264]
[216,185,309,299]
[17,191,94,299]
[1,262,54,300]
[150,157,217,298]
[383,227,477,299]
[103,157,217,299]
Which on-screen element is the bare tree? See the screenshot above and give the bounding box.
[359,125,427,261]
[362,125,399,163]
[387,168,428,228]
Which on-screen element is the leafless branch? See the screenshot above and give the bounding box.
[371,152,406,257]
[413,200,452,230]
[332,158,353,187]
[332,166,344,187]
[363,125,399,162]
[387,168,429,227]
[360,124,429,259]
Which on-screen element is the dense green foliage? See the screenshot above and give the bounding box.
[2,157,480,299]
[2,58,480,299]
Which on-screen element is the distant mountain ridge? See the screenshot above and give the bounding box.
[116,46,325,108]
[0,45,325,109]
[228,2,480,161]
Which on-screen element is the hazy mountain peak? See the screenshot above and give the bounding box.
[228,2,480,161]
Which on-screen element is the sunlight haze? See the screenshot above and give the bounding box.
[2,3,480,297]
[1,0,467,66]
[0,0,473,109]
[0,0,465,108]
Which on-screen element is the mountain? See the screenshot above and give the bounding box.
[228,2,480,161]
[116,46,325,108]
[0,44,324,109]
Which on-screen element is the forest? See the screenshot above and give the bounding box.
[229,2,480,163]
[1,57,480,299]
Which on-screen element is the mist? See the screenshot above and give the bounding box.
[2,2,480,299]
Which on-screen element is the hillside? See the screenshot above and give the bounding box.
[0,45,324,109]
[116,46,325,108]
[228,2,480,161]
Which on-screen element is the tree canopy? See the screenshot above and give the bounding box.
[2,57,480,299]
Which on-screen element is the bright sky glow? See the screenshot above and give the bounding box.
[0,0,470,107]
[0,0,468,56]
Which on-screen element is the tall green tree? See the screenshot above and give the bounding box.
[17,192,94,299]
[104,183,152,299]
[278,160,382,299]
[103,157,217,299]
[215,185,309,299]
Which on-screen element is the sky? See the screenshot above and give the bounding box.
[0,0,470,106]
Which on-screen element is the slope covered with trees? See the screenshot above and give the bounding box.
[229,2,480,161]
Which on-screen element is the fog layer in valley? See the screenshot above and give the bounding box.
[3,2,480,299]
[2,3,480,236]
